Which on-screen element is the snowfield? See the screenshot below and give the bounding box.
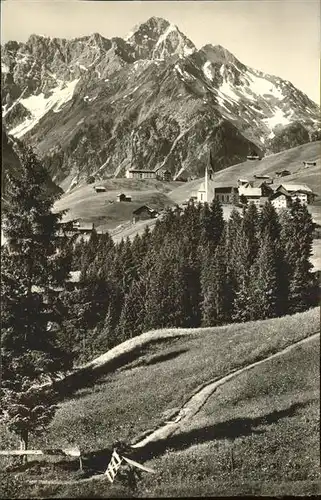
[264,108,292,138]
[246,70,285,100]
[8,79,80,138]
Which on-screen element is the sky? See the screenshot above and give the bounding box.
[1,0,320,103]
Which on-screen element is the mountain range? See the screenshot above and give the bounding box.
[2,16,320,191]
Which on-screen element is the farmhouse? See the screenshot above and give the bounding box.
[132,205,158,223]
[238,185,262,207]
[276,183,314,204]
[257,181,274,197]
[254,174,270,180]
[126,169,157,179]
[57,219,80,238]
[303,161,316,167]
[94,186,106,193]
[270,188,292,209]
[159,169,172,182]
[117,193,132,202]
[247,155,262,160]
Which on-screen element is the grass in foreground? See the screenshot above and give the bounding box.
[142,336,320,497]
[0,308,319,497]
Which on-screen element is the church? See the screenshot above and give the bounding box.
[197,153,215,203]
[196,153,239,205]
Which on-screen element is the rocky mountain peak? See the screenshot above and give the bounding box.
[125,16,196,60]
[2,17,320,190]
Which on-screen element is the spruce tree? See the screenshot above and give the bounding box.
[1,146,73,453]
[201,241,231,326]
[117,278,147,342]
[247,234,279,320]
[260,201,288,315]
[209,197,224,247]
[280,199,314,312]
[242,202,259,266]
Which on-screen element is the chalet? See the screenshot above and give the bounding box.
[132,205,158,223]
[126,169,157,179]
[275,170,291,178]
[257,181,274,197]
[270,188,292,209]
[78,222,96,234]
[276,183,314,204]
[247,155,262,160]
[94,186,106,193]
[215,186,239,205]
[117,193,132,202]
[158,169,172,182]
[238,185,262,207]
[57,219,80,238]
[254,174,270,180]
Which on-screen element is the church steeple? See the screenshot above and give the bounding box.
[205,150,215,202]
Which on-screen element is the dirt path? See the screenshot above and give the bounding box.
[131,331,320,449]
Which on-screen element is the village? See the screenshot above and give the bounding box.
[57,156,317,242]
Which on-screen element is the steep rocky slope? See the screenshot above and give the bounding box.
[2,16,320,190]
[1,128,62,202]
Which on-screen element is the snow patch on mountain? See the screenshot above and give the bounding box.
[2,63,9,73]
[183,46,195,57]
[263,108,292,138]
[246,70,284,100]
[9,79,80,138]
[202,61,213,81]
[219,79,240,102]
[154,23,177,49]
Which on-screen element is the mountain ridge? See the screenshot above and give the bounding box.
[2,16,320,190]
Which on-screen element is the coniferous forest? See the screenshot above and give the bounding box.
[63,193,318,363]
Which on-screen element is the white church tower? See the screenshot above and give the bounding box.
[197,151,215,203]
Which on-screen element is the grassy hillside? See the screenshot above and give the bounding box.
[144,335,320,497]
[53,179,179,231]
[1,308,319,497]
[52,141,320,236]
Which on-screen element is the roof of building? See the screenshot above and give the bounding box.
[132,205,157,215]
[78,223,95,231]
[128,168,157,173]
[277,183,313,193]
[270,187,292,199]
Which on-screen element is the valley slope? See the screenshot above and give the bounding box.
[1,308,319,497]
